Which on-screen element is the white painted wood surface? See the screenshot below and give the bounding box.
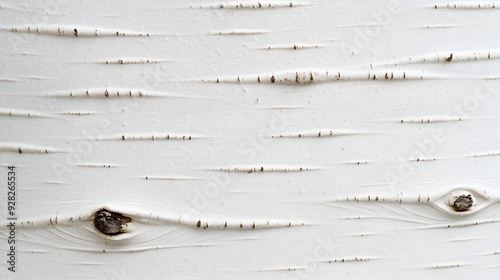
[1,1,500,279]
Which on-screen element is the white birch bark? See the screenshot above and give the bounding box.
[1,1,500,279]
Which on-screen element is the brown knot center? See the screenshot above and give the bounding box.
[453,194,473,212]
[94,210,131,235]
